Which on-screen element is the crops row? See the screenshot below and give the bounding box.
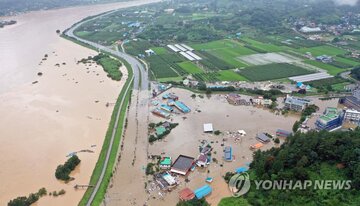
[192,72,220,82]
[244,45,267,53]
[125,40,154,56]
[328,61,353,69]
[307,77,348,88]
[145,55,179,78]
[198,51,235,70]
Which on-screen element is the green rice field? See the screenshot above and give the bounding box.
[177,61,203,74]
[238,63,314,81]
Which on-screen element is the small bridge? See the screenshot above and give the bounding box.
[74,184,94,189]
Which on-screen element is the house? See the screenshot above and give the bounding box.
[262,99,273,107]
[160,157,172,170]
[203,123,214,133]
[276,129,293,138]
[223,146,233,161]
[155,172,177,190]
[256,133,271,143]
[194,185,212,199]
[253,96,264,105]
[179,188,195,201]
[196,154,208,167]
[171,155,195,176]
[284,95,311,111]
[300,26,322,33]
[238,130,246,136]
[343,109,360,122]
[162,93,179,101]
[315,107,343,131]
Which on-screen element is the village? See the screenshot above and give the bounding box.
[136,81,360,205]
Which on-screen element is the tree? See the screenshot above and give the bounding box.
[292,121,300,133]
[177,198,210,206]
[56,29,61,34]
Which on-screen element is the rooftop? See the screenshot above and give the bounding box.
[171,155,195,175]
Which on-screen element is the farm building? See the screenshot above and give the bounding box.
[315,107,343,131]
[223,146,233,161]
[174,101,191,113]
[179,188,195,201]
[155,126,167,136]
[181,44,194,51]
[276,129,293,138]
[284,95,311,111]
[167,45,180,52]
[179,51,196,61]
[145,49,155,56]
[194,185,212,199]
[203,123,214,133]
[159,157,172,170]
[171,155,195,176]
[256,133,271,143]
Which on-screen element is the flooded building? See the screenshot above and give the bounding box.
[276,129,293,138]
[315,107,343,131]
[171,155,195,176]
[223,146,233,161]
[194,185,212,199]
[343,109,360,122]
[284,95,311,111]
[342,87,360,111]
[256,133,271,143]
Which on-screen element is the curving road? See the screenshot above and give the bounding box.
[64,7,150,206]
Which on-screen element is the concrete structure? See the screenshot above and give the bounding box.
[315,107,343,131]
[194,185,212,199]
[256,133,271,143]
[203,123,214,133]
[171,155,195,176]
[284,95,311,111]
[342,87,360,111]
[343,109,360,122]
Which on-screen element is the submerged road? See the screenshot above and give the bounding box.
[64,6,151,206]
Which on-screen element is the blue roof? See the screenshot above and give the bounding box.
[224,146,232,161]
[194,185,212,199]
[235,167,248,173]
[175,101,191,113]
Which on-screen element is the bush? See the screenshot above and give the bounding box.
[8,188,47,206]
[214,130,221,135]
[274,138,280,144]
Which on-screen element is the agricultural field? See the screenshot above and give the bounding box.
[303,60,344,75]
[216,70,248,81]
[297,45,347,56]
[238,63,315,81]
[240,37,286,53]
[145,55,179,79]
[307,77,349,88]
[177,62,203,74]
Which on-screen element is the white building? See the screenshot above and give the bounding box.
[203,123,213,133]
[344,109,360,122]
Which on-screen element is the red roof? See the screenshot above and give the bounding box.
[179,188,195,201]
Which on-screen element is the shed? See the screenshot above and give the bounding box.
[194,185,212,199]
[276,129,293,138]
[256,133,270,143]
[179,188,195,201]
[203,123,214,133]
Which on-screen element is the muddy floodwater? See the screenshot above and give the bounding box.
[0,0,158,205]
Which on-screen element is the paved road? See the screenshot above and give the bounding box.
[64,8,149,206]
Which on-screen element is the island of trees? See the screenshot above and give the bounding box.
[55,155,81,181]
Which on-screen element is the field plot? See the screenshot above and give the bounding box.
[240,37,285,53]
[177,61,203,74]
[297,45,347,57]
[145,55,180,78]
[238,63,315,81]
[216,70,248,81]
[238,52,302,66]
[304,60,344,75]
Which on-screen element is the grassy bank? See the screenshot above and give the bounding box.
[78,63,133,206]
[61,34,135,206]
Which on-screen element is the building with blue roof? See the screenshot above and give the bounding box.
[223,146,233,161]
[235,167,249,173]
[174,101,191,113]
[194,185,212,199]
